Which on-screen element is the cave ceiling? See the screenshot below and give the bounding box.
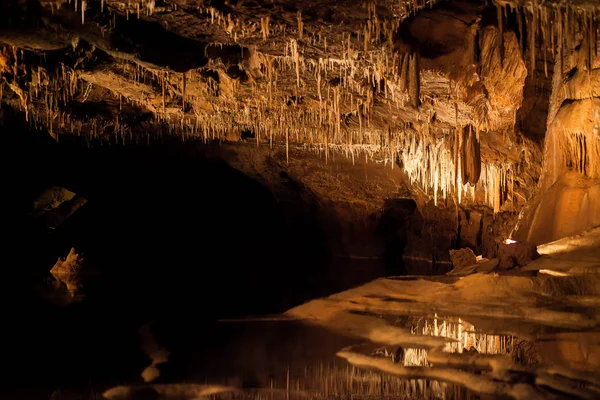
[1,0,599,213]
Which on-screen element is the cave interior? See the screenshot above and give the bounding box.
[2,0,600,398]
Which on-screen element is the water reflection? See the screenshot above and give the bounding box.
[124,319,495,400]
[37,272,85,306]
[16,313,600,400]
[401,315,539,365]
[14,267,600,400]
[205,362,482,400]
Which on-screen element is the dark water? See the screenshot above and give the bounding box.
[1,124,393,398]
[3,256,389,397]
[4,276,485,400]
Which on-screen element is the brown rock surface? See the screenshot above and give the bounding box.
[449,248,477,270]
[50,247,84,276]
[498,241,540,270]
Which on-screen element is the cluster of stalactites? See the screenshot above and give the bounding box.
[494,1,599,79]
[558,129,600,181]
[1,47,91,137]
[0,42,515,211]
[401,126,514,211]
[5,0,536,213]
[416,314,516,355]
[0,46,141,142]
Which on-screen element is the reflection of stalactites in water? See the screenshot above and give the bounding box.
[402,313,539,366]
[211,361,479,400]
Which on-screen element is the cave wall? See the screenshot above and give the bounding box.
[515,22,600,245]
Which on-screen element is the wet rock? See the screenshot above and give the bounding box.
[474,258,499,273]
[449,248,477,270]
[50,248,85,297]
[498,241,539,270]
[45,196,88,230]
[33,186,76,211]
[32,185,87,230]
[50,247,84,276]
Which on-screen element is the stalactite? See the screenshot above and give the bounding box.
[399,52,409,92]
[529,5,537,82]
[261,17,270,41]
[297,12,303,39]
[587,12,594,73]
[461,125,481,185]
[408,53,420,109]
[497,3,504,66]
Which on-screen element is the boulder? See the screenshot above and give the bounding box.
[33,186,76,212]
[50,247,84,275]
[498,241,540,270]
[32,185,87,230]
[449,248,477,270]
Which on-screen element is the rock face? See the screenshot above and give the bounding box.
[2,0,599,272]
[514,19,600,245]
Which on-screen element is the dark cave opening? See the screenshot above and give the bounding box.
[377,198,418,275]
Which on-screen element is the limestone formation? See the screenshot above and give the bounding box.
[2,0,600,269]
